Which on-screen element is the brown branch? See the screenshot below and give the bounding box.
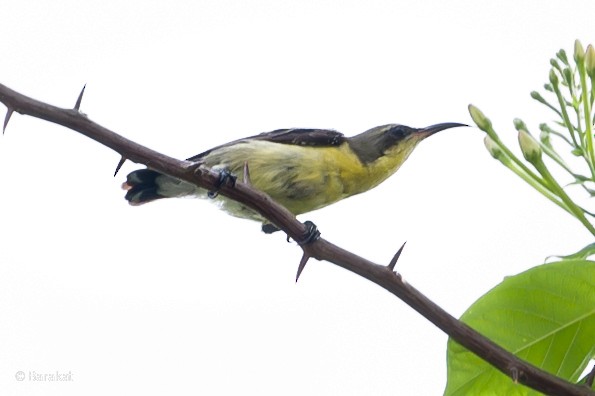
[0,82,592,396]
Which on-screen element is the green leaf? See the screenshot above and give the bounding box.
[445,260,595,396]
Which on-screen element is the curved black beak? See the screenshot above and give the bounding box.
[419,122,468,136]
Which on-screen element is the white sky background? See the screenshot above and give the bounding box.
[0,1,594,395]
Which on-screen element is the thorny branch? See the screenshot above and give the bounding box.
[0,83,592,396]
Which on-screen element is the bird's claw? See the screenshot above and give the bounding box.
[297,220,321,245]
[262,223,280,234]
[208,170,237,198]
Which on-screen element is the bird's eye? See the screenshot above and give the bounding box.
[388,125,409,139]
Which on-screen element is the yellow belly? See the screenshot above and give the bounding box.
[199,139,412,219]
[202,141,362,215]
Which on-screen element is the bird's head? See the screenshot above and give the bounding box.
[347,122,467,164]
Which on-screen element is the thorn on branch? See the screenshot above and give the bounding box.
[114,156,127,177]
[74,84,86,111]
[296,252,311,282]
[3,107,13,134]
[243,161,251,185]
[510,367,519,384]
[388,241,407,272]
[586,364,595,387]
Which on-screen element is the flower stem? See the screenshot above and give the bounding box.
[577,59,595,180]
[533,157,595,235]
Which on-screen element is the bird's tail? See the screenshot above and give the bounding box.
[122,169,201,205]
[122,169,166,205]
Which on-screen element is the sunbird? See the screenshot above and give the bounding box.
[122,122,466,233]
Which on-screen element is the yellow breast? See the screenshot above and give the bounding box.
[202,140,414,216]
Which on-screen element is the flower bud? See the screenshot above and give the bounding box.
[585,44,595,78]
[484,135,503,160]
[513,118,528,132]
[531,91,546,104]
[538,124,553,148]
[518,129,542,163]
[539,129,551,146]
[549,69,559,85]
[538,123,550,133]
[557,49,568,65]
[468,104,492,131]
[574,39,585,64]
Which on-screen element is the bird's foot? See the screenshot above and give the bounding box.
[207,169,237,198]
[262,223,280,234]
[297,220,321,245]
[264,220,320,244]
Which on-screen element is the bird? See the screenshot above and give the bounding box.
[122,122,466,234]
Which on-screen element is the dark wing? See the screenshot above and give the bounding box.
[251,128,346,146]
[187,128,346,161]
